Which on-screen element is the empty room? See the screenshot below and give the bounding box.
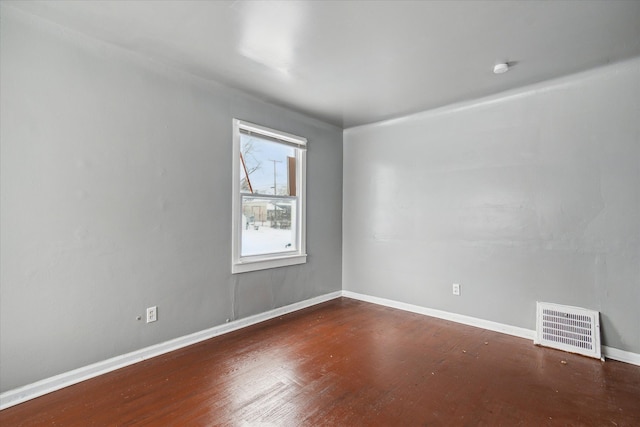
[1,1,639,425]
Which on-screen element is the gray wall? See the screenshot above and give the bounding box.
[344,59,640,354]
[0,6,342,392]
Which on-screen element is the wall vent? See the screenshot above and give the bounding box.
[534,302,602,360]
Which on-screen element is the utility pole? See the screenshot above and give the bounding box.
[269,159,282,195]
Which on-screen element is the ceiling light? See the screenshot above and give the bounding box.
[493,63,510,74]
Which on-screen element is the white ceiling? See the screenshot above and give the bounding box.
[6,0,640,128]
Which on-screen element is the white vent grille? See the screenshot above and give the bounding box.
[535,302,601,360]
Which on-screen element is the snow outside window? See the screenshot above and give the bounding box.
[231,119,307,273]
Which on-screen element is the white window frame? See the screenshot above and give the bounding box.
[231,119,307,273]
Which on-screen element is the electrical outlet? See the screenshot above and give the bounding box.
[146,306,157,323]
[452,283,460,296]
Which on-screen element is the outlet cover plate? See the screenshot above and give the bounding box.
[452,283,460,296]
[146,306,157,323]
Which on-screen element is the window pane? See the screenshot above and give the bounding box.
[240,134,296,196]
[241,196,296,256]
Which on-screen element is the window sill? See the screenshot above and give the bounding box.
[232,253,307,274]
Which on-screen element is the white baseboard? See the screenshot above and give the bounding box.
[602,345,640,366]
[0,291,342,410]
[342,290,640,367]
[342,291,535,340]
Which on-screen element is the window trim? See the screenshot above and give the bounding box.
[231,119,307,274]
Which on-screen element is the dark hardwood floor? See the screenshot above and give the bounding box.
[2,297,639,426]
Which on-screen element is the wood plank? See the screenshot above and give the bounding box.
[2,298,639,425]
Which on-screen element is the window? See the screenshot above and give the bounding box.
[232,119,307,273]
